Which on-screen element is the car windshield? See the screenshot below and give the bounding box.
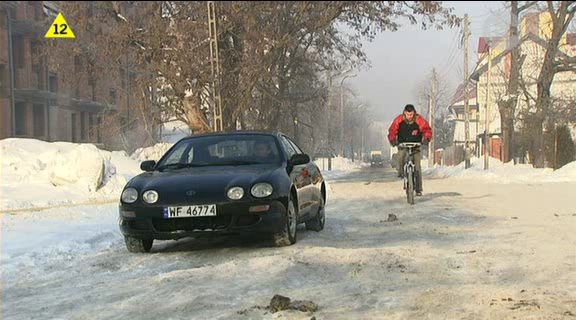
[156,135,282,170]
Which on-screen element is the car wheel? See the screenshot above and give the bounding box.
[272,198,297,247]
[124,236,153,253]
[305,198,325,232]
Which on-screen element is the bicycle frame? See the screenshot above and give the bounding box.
[398,142,421,204]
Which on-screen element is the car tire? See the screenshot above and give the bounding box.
[124,236,153,253]
[305,198,325,232]
[272,198,297,247]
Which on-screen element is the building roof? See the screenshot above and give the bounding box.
[478,37,504,54]
[450,81,477,106]
[470,32,575,81]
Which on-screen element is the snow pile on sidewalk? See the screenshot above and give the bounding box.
[315,156,367,179]
[0,138,141,211]
[424,156,576,183]
[551,161,576,181]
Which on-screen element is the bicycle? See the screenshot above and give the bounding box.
[398,142,421,205]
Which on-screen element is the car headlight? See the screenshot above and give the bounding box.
[143,190,159,204]
[251,183,273,198]
[121,188,138,203]
[227,187,244,200]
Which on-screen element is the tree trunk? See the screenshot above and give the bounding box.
[533,36,564,166]
[219,24,244,132]
[500,0,519,163]
[499,105,515,163]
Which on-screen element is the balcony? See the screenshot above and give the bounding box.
[14,88,57,101]
[10,19,45,37]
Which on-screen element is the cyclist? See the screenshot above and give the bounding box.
[387,104,432,196]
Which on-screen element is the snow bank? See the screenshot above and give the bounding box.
[161,120,190,144]
[0,138,141,211]
[424,156,576,184]
[315,156,367,180]
[131,143,173,162]
[550,161,576,181]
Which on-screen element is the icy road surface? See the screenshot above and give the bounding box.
[2,167,576,319]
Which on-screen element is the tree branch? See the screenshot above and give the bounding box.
[518,1,538,12]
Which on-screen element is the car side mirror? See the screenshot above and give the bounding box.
[140,160,156,172]
[290,154,310,166]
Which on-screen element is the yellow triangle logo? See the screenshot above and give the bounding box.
[45,13,75,39]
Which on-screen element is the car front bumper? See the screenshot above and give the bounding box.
[119,200,287,240]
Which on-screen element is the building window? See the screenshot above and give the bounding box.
[74,56,82,73]
[109,89,117,104]
[33,104,45,137]
[88,113,94,140]
[120,68,125,88]
[97,116,102,143]
[15,102,26,136]
[0,64,8,96]
[12,36,24,68]
[32,63,44,89]
[80,112,86,141]
[71,113,77,142]
[48,73,58,93]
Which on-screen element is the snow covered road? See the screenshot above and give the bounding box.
[2,167,576,319]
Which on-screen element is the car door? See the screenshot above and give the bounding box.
[286,138,321,208]
[279,135,311,216]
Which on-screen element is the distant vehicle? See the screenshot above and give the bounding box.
[390,146,398,168]
[119,131,326,253]
[370,150,384,167]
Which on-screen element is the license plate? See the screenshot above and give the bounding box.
[163,205,217,219]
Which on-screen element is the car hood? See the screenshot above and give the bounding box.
[128,164,284,204]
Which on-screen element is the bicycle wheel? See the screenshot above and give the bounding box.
[406,167,414,205]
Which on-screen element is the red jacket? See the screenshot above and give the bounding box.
[388,114,432,143]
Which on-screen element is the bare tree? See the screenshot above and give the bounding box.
[497,1,536,163]
[531,1,576,168]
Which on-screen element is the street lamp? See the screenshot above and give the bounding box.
[293,116,299,144]
[350,103,365,162]
[340,74,356,157]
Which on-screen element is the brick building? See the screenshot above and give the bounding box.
[1,2,146,148]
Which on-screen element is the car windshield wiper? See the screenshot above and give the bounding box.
[156,163,207,171]
[209,160,263,166]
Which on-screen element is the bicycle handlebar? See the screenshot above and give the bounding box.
[398,142,422,148]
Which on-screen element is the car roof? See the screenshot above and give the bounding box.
[179,130,286,141]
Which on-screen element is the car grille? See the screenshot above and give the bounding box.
[130,219,150,230]
[235,215,260,227]
[152,216,232,232]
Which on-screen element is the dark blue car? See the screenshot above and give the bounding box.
[119,132,326,252]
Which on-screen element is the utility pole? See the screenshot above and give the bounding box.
[428,95,433,166]
[207,1,223,132]
[361,115,365,162]
[484,46,493,170]
[429,69,437,167]
[327,71,333,171]
[340,74,356,158]
[463,14,471,169]
[340,85,344,157]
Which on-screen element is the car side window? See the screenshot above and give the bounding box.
[287,138,303,155]
[163,143,189,164]
[280,136,297,159]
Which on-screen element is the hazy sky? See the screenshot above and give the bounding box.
[349,1,510,123]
